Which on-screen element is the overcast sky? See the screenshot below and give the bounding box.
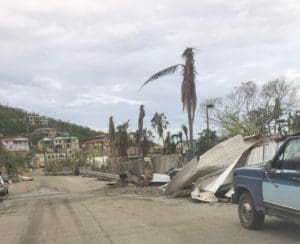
[0,0,300,135]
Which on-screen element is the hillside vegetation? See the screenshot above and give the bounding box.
[0,104,101,143]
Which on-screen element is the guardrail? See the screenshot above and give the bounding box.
[44,170,120,180]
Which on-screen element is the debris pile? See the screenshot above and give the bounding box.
[164,135,280,203]
[18,175,33,181]
[42,134,281,204]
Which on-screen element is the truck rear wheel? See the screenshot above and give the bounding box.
[238,192,264,229]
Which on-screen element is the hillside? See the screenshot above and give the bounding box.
[0,104,101,143]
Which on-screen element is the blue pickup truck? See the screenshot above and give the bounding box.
[232,134,300,229]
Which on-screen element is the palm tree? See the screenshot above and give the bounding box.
[164,131,171,147]
[140,48,197,151]
[140,128,153,156]
[115,121,130,157]
[138,105,145,157]
[172,131,183,155]
[108,116,116,155]
[182,124,189,150]
[151,112,168,145]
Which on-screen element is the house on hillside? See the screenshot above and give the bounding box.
[37,138,54,153]
[82,135,110,154]
[38,136,79,154]
[0,137,29,155]
[32,128,57,138]
[27,113,48,126]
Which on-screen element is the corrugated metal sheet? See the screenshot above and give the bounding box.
[164,157,199,196]
[193,138,280,201]
[196,135,257,171]
[165,135,258,196]
[246,140,280,165]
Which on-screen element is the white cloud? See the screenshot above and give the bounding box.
[110,84,123,93]
[67,94,142,107]
[1,0,300,133]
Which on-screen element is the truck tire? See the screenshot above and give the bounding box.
[238,191,264,229]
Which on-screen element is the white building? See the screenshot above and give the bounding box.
[27,114,48,126]
[0,137,29,153]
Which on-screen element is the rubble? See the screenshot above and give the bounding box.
[39,134,282,204]
[164,157,200,196]
[111,135,273,203]
[119,170,170,186]
[190,136,280,203]
[165,135,258,196]
[18,175,33,181]
[119,170,141,184]
[149,173,170,186]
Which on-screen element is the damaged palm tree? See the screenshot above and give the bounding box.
[138,105,145,157]
[109,116,116,156]
[151,112,168,145]
[182,124,189,150]
[115,121,130,158]
[140,48,197,152]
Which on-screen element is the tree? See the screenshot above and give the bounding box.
[221,109,247,137]
[194,129,220,157]
[207,79,299,137]
[115,121,130,157]
[172,131,183,155]
[151,112,168,145]
[140,48,197,151]
[290,111,300,133]
[108,116,116,155]
[140,128,153,156]
[164,131,171,147]
[138,105,145,157]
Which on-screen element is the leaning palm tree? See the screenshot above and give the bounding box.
[138,105,145,157]
[140,48,197,151]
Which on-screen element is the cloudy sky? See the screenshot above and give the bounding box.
[0,0,300,134]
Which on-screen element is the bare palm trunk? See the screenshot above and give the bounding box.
[161,135,165,147]
[187,106,193,151]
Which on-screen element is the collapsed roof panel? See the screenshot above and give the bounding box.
[192,138,281,202]
[165,135,258,196]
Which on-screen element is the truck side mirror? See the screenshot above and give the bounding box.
[264,160,272,172]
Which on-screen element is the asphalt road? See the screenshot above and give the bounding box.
[0,176,299,244]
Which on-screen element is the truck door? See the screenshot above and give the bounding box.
[263,138,300,212]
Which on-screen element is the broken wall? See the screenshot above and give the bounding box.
[108,157,147,175]
[150,154,182,174]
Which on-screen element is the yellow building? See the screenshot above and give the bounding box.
[38,136,79,154]
[82,135,110,154]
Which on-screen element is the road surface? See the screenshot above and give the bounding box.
[0,176,299,244]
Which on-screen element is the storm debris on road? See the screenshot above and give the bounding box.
[164,135,281,203]
[18,175,33,181]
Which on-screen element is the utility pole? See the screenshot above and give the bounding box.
[206,104,214,146]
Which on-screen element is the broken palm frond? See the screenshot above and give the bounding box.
[139,64,183,91]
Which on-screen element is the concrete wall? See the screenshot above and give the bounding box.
[150,154,182,173]
[106,154,182,175]
[108,157,146,175]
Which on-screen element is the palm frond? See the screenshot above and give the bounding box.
[139,64,183,91]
